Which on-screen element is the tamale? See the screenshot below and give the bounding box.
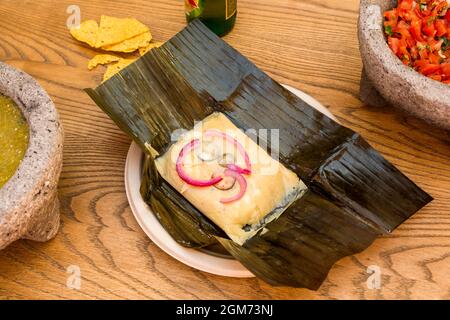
[154,112,307,245]
[86,20,432,289]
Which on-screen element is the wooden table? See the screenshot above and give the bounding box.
[0,0,449,300]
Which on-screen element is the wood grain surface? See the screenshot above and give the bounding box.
[0,0,449,300]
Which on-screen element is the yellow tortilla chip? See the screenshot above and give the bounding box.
[102,32,152,53]
[87,54,121,70]
[139,41,164,56]
[96,15,149,48]
[103,58,136,82]
[70,20,99,48]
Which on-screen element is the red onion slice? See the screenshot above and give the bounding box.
[203,130,252,173]
[220,170,247,204]
[226,164,251,175]
[176,139,223,187]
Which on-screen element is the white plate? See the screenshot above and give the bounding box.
[125,84,336,278]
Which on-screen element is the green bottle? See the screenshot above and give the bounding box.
[185,0,237,37]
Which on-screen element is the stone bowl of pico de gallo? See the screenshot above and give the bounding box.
[358,0,450,130]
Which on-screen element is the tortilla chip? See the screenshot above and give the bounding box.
[96,15,149,48]
[103,58,136,82]
[139,41,164,56]
[70,20,99,48]
[102,32,152,53]
[87,54,121,70]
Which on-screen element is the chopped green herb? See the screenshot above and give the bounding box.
[442,37,450,51]
[385,25,394,36]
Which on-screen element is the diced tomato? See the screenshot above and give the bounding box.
[388,37,400,55]
[399,9,413,21]
[396,22,415,46]
[435,19,447,37]
[384,20,397,30]
[429,38,444,51]
[398,0,413,11]
[414,59,430,69]
[419,48,429,60]
[446,10,450,23]
[399,46,411,65]
[398,38,408,53]
[398,0,414,21]
[410,46,419,60]
[397,20,409,30]
[410,19,425,41]
[416,1,432,17]
[395,27,411,40]
[423,18,437,37]
[428,52,442,64]
[420,64,441,75]
[398,36,406,44]
[428,74,442,81]
[441,63,450,76]
[415,41,430,60]
[433,1,448,18]
[415,6,430,19]
[384,9,398,21]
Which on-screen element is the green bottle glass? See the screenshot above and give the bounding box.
[185,0,237,37]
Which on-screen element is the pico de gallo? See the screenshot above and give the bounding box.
[384,0,450,84]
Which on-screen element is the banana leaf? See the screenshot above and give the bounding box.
[87,41,222,247]
[218,189,380,289]
[86,20,432,289]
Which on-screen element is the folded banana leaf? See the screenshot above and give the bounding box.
[86,20,432,289]
[218,189,380,289]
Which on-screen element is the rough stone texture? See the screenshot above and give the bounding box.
[0,62,63,250]
[358,0,450,130]
[359,67,389,108]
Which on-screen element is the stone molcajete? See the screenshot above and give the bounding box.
[0,62,63,250]
[358,0,450,130]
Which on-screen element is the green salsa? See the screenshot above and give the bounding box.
[0,94,29,188]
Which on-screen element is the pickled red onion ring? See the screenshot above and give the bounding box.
[176,139,223,187]
[203,130,251,173]
[226,164,251,175]
[220,170,247,204]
